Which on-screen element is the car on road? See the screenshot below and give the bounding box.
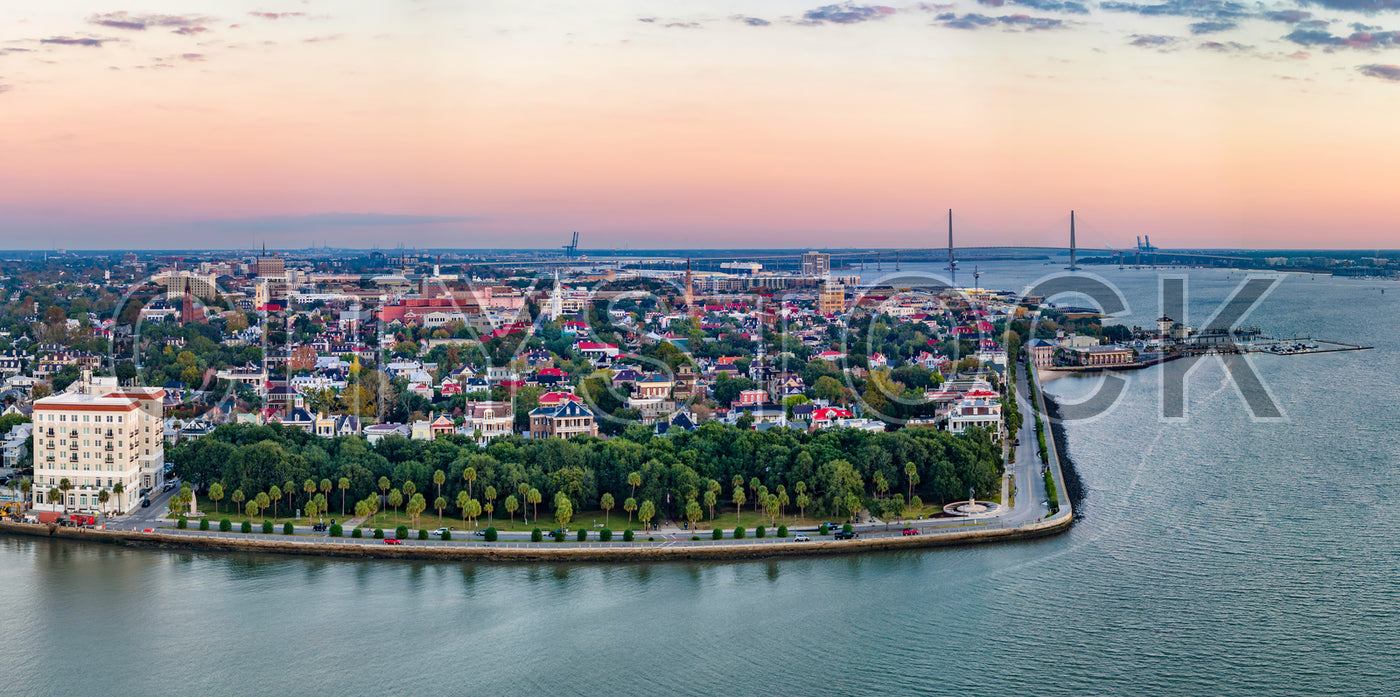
[383,538,402,545]
[141,498,151,508]
[793,534,812,542]
[430,527,451,537]
[548,528,568,537]
[162,482,175,492]
[473,529,487,537]
[902,528,920,536]
[311,523,329,533]
[834,530,859,540]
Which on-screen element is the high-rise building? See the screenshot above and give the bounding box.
[153,270,218,300]
[818,282,846,315]
[802,251,831,278]
[256,252,285,279]
[30,372,166,515]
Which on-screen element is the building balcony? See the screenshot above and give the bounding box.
[69,443,78,450]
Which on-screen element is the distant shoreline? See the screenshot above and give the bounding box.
[0,515,1072,563]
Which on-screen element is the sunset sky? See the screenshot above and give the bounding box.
[3,0,1400,250]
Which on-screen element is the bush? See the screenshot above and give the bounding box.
[734,526,746,539]
[396,525,409,540]
[712,528,723,540]
[553,530,566,542]
[352,527,363,538]
[842,523,853,534]
[691,535,700,541]
[777,525,788,538]
[623,528,634,542]
[1044,470,1060,514]
[283,522,294,535]
[198,518,209,531]
[484,527,498,541]
[819,523,830,535]
[600,528,612,541]
[374,528,384,539]
[240,521,252,534]
[756,525,766,538]
[576,529,587,541]
[261,521,273,534]
[330,524,343,537]
[417,528,429,540]
[531,528,543,542]
[219,518,231,532]
[440,529,451,541]
[176,517,187,529]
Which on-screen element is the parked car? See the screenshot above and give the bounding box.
[473,529,487,537]
[311,523,328,533]
[902,528,920,536]
[141,498,151,508]
[834,530,859,540]
[383,538,403,545]
[431,527,450,537]
[548,528,568,537]
[793,534,812,542]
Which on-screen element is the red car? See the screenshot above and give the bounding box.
[383,538,403,545]
[902,528,920,536]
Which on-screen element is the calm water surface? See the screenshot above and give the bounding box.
[2,263,1397,696]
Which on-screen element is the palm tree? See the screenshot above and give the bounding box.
[284,480,296,514]
[255,492,270,521]
[231,489,245,516]
[462,467,476,501]
[303,479,316,508]
[46,487,61,511]
[338,477,350,516]
[58,478,73,515]
[638,500,655,529]
[209,482,224,514]
[388,488,402,521]
[354,499,369,523]
[433,469,446,501]
[905,462,918,503]
[18,477,32,511]
[402,480,416,503]
[624,496,637,525]
[319,478,332,508]
[527,487,541,522]
[704,489,717,521]
[268,485,282,519]
[483,486,497,523]
[457,491,470,526]
[465,499,481,528]
[97,489,110,516]
[796,492,809,521]
[600,493,615,527]
[686,500,702,531]
[732,487,745,529]
[407,493,426,528]
[378,477,390,523]
[517,482,530,522]
[627,471,641,499]
[112,481,124,514]
[434,496,447,525]
[504,494,518,523]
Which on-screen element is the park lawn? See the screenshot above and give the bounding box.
[357,508,645,534]
[192,495,346,527]
[699,509,807,532]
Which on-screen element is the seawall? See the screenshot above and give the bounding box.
[1040,394,1085,517]
[0,515,1073,564]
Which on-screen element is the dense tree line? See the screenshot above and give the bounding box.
[169,422,1003,524]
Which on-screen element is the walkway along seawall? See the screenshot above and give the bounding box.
[0,515,1072,564]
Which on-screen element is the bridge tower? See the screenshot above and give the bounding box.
[1067,210,1078,271]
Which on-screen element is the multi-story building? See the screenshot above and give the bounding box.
[818,282,846,315]
[153,270,218,300]
[529,400,599,439]
[948,387,1002,435]
[801,251,831,278]
[462,401,514,440]
[30,373,165,515]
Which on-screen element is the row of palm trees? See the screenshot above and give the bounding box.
[10,477,127,518]
[206,476,353,523]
